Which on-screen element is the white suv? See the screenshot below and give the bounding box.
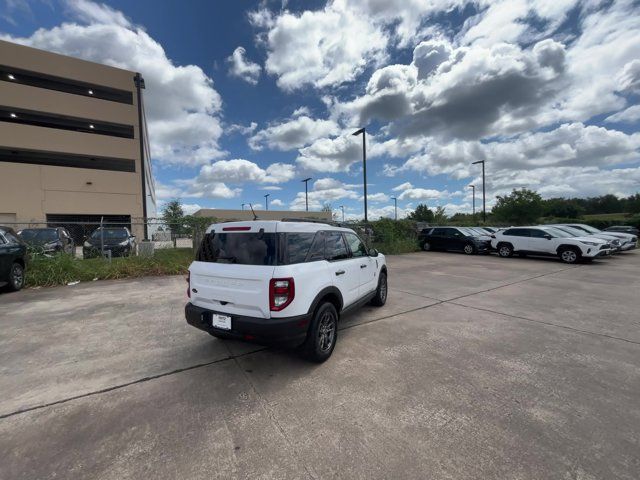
[185,221,388,362]
[491,226,611,263]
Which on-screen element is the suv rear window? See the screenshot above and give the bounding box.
[197,232,277,265]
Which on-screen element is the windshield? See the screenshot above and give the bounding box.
[19,229,57,242]
[580,225,600,233]
[543,227,574,238]
[197,232,277,265]
[90,228,129,240]
[554,226,586,237]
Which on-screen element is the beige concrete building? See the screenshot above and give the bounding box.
[194,209,332,222]
[0,39,155,240]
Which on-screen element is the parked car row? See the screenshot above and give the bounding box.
[419,224,637,264]
[13,226,136,259]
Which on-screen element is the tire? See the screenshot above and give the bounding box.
[7,262,25,292]
[370,271,388,306]
[559,247,580,264]
[463,243,475,255]
[422,241,431,251]
[301,302,338,363]
[497,243,514,258]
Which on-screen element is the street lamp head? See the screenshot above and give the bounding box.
[352,128,365,136]
[471,160,484,165]
[302,177,312,183]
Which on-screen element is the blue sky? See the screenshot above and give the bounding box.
[2,0,639,219]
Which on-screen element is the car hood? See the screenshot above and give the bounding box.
[470,234,492,241]
[86,239,128,246]
[600,231,636,241]
[574,236,607,244]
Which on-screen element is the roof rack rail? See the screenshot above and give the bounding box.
[280,217,336,225]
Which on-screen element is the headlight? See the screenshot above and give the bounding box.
[580,241,599,246]
[84,241,92,247]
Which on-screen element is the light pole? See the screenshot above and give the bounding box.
[469,185,476,221]
[471,160,486,222]
[391,196,397,220]
[264,193,270,211]
[339,205,345,222]
[302,177,312,211]
[352,127,368,222]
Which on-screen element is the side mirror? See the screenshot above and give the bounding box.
[369,248,379,257]
[544,234,552,240]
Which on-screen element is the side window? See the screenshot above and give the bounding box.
[529,229,547,238]
[504,228,529,237]
[325,232,349,261]
[431,228,445,236]
[0,233,6,244]
[306,231,326,262]
[344,232,367,257]
[450,229,464,238]
[284,233,316,264]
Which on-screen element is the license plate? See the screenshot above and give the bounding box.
[211,313,231,330]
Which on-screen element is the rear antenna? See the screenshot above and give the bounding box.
[249,203,258,221]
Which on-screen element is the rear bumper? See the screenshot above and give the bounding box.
[185,303,311,347]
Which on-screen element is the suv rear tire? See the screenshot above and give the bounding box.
[421,241,431,251]
[370,271,387,306]
[558,247,580,264]
[497,243,514,258]
[301,302,338,362]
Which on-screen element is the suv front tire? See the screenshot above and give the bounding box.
[370,271,387,306]
[558,246,580,264]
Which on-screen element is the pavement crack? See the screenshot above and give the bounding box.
[224,342,319,480]
[0,347,266,420]
[447,301,640,346]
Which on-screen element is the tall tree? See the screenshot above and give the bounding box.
[407,204,435,222]
[162,199,185,235]
[492,188,543,224]
[433,206,448,224]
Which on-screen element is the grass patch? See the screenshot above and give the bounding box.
[25,248,194,288]
[372,238,421,255]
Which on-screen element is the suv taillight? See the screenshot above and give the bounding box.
[270,278,295,311]
[186,271,191,298]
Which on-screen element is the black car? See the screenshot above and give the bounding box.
[0,226,27,291]
[605,225,639,236]
[83,227,136,259]
[17,227,75,255]
[419,226,491,254]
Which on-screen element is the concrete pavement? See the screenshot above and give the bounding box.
[1,251,639,479]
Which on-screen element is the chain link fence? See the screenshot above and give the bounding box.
[3,217,210,259]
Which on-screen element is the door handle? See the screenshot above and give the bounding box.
[335,270,345,276]
[360,264,367,268]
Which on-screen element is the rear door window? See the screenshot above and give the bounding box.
[504,228,530,237]
[197,232,277,265]
[326,232,349,261]
[281,232,316,264]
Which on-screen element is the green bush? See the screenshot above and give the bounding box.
[368,218,420,254]
[25,248,194,288]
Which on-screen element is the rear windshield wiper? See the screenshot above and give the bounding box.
[216,256,237,264]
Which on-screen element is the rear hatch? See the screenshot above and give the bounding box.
[189,222,277,319]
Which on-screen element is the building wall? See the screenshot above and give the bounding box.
[0,39,152,239]
[194,209,333,222]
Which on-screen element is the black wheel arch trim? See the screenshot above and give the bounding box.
[307,286,344,316]
[556,244,581,254]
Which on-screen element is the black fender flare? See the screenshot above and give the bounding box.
[307,286,344,316]
[556,244,581,255]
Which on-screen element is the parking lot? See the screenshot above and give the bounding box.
[1,250,639,479]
